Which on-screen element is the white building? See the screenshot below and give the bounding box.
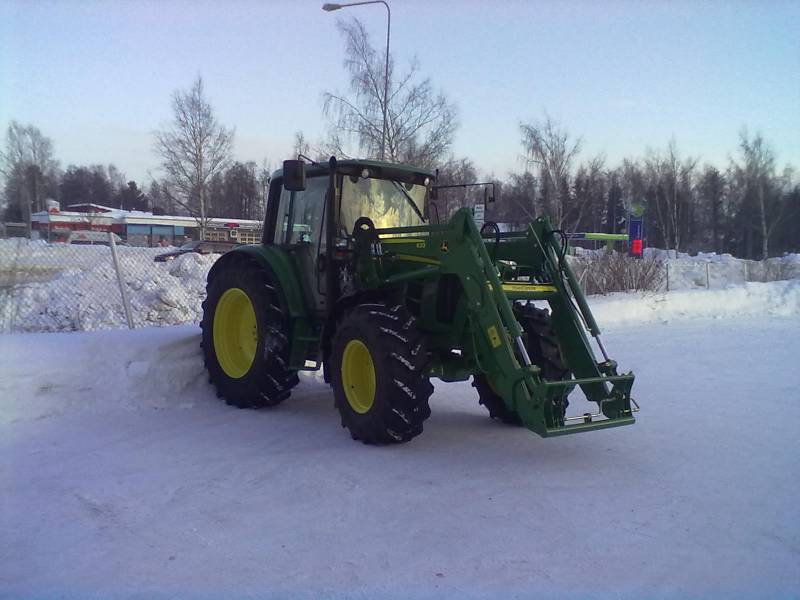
[31,203,263,246]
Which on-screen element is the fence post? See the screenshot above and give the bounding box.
[108,232,134,329]
[705,262,710,289]
[743,260,748,283]
[585,269,602,296]
[665,262,670,292]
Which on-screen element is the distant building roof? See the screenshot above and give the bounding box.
[64,203,116,213]
[31,206,262,229]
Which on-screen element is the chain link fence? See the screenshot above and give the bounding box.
[569,252,800,295]
[2,236,799,333]
[661,257,800,291]
[0,237,216,333]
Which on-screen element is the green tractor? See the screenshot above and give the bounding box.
[201,157,637,444]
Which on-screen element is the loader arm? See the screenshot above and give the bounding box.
[353,208,636,437]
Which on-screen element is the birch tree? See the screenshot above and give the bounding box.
[643,141,696,256]
[0,122,59,228]
[520,115,582,228]
[154,76,233,237]
[665,139,697,255]
[323,18,457,169]
[734,130,782,259]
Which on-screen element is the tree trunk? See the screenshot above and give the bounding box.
[711,193,720,254]
[759,181,768,259]
[672,179,680,256]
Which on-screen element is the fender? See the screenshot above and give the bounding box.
[208,245,319,368]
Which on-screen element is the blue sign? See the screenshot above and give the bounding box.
[629,218,643,241]
[628,203,645,257]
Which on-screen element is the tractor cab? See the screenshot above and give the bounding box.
[265,158,435,314]
[266,158,433,244]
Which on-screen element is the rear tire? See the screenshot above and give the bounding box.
[201,263,298,408]
[331,302,433,444]
[473,303,570,425]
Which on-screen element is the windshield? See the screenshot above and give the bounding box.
[179,241,201,250]
[340,177,427,233]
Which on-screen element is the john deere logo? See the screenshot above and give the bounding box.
[440,241,449,252]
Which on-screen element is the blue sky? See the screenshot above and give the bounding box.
[1,0,798,184]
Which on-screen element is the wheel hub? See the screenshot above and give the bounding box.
[213,288,258,379]
[341,339,376,414]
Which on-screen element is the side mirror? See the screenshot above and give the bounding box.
[283,160,306,191]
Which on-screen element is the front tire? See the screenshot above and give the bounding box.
[331,302,433,444]
[201,262,298,408]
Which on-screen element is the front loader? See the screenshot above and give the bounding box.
[201,157,637,443]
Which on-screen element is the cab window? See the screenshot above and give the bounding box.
[274,176,328,245]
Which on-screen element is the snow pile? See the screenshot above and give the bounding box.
[573,246,800,290]
[648,249,800,290]
[590,279,800,326]
[0,325,211,425]
[0,238,216,332]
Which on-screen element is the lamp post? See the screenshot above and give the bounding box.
[322,1,391,161]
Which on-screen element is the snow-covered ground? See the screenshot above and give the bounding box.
[2,287,799,598]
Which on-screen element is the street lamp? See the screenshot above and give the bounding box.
[322,1,391,161]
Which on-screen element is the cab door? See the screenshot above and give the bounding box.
[272,175,329,314]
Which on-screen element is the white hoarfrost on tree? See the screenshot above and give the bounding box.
[154,77,233,237]
[323,18,457,169]
[520,115,582,229]
[643,139,697,257]
[734,130,786,260]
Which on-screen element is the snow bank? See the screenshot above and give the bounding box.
[648,249,800,290]
[590,279,800,327]
[573,246,800,290]
[0,325,212,425]
[0,238,216,332]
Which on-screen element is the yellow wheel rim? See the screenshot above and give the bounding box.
[341,339,376,414]
[213,288,258,379]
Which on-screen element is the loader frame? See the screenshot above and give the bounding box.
[350,208,637,436]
